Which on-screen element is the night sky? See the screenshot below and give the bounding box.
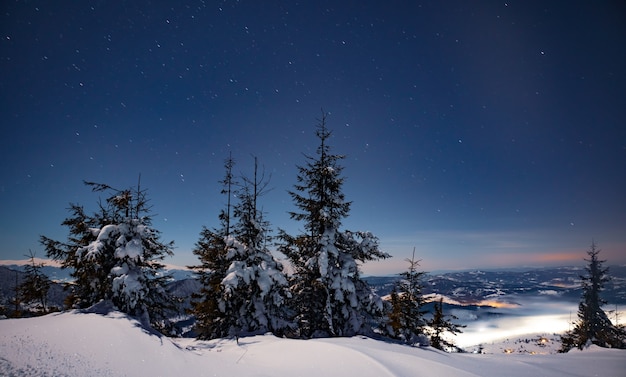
[2,1,625,274]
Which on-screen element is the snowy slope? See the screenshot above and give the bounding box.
[1,306,625,377]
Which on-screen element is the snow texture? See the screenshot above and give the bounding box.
[219,236,290,333]
[0,308,625,377]
[74,217,167,317]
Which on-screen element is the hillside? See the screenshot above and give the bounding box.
[3,262,625,313]
[1,305,624,377]
[3,263,625,344]
[365,266,626,305]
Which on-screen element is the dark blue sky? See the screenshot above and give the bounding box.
[1,1,625,274]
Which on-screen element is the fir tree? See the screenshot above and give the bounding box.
[221,152,236,237]
[9,270,22,317]
[191,156,292,340]
[279,112,390,338]
[427,297,465,351]
[189,226,232,339]
[560,241,625,351]
[19,250,51,314]
[190,155,237,339]
[41,179,175,330]
[41,201,104,308]
[221,156,292,337]
[385,248,427,345]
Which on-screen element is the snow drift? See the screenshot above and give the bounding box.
[1,304,624,377]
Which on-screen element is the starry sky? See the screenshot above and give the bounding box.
[1,1,625,275]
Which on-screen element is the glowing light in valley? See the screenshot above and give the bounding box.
[476,300,520,309]
[456,313,573,348]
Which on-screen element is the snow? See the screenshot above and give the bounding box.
[538,289,560,296]
[1,308,625,377]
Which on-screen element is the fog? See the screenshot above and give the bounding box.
[452,295,580,348]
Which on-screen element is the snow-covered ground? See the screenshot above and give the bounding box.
[1,305,624,377]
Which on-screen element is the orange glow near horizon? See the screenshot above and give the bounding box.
[476,300,520,309]
[422,294,520,309]
[547,282,579,288]
[466,250,584,270]
[362,240,626,275]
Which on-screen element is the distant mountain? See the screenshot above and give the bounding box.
[0,261,196,316]
[0,258,72,282]
[0,259,196,283]
[364,265,626,306]
[2,260,625,318]
[0,266,67,313]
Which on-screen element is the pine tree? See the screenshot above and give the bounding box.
[41,201,104,309]
[221,152,236,237]
[19,250,51,315]
[190,155,238,339]
[427,297,465,351]
[279,112,390,338]
[221,156,292,337]
[385,248,427,345]
[189,227,232,339]
[9,270,22,317]
[560,241,626,351]
[191,156,292,340]
[41,179,175,330]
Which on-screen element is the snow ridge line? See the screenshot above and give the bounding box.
[313,339,399,377]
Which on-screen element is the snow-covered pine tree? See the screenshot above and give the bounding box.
[427,297,465,351]
[191,156,292,339]
[41,201,106,309]
[560,241,626,351]
[221,156,292,337]
[18,250,51,314]
[41,179,175,331]
[189,226,232,339]
[190,155,237,340]
[385,248,427,345]
[279,112,390,338]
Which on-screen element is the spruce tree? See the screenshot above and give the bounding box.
[189,226,231,339]
[41,201,105,308]
[221,156,292,337]
[191,156,292,339]
[19,250,51,314]
[189,226,232,339]
[279,112,390,338]
[41,179,175,330]
[385,248,427,345]
[190,155,237,339]
[9,270,22,317]
[427,297,465,351]
[560,241,625,351]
